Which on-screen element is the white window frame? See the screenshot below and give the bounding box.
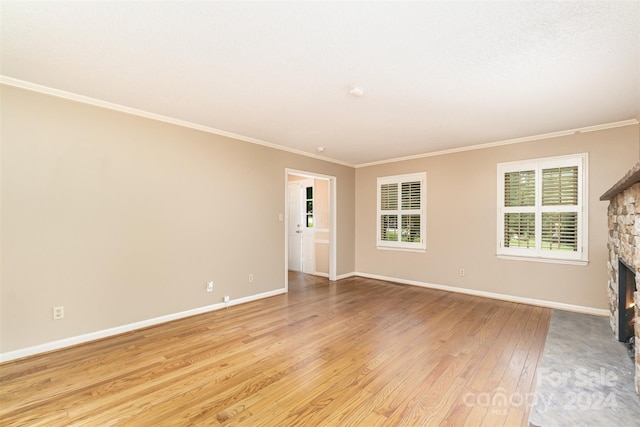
[497,153,588,265]
[376,172,426,252]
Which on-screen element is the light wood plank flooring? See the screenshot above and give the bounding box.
[0,273,551,426]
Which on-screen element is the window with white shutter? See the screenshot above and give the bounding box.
[377,172,426,251]
[497,154,588,264]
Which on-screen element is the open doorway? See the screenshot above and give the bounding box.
[285,169,336,290]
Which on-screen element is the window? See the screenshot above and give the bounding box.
[377,172,426,251]
[497,154,588,263]
[305,186,313,227]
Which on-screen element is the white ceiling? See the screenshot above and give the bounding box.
[1,1,639,166]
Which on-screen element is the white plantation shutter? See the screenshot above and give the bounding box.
[503,170,536,250]
[504,170,536,207]
[542,167,578,206]
[503,212,536,249]
[541,166,579,252]
[541,212,578,251]
[380,214,398,242]
[377,173,426,250]
[380,183,398,210]
[402,181,421,209]
[497,154,587,263]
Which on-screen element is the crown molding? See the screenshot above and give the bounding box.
[355,118,639,168]
[0,76,355,168]
[3,76,636,170]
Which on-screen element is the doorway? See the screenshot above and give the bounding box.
[285,169,336,289]
[288,178,314,274]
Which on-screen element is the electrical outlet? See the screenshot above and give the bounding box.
[459,268,465,277]
[223,296,230,303]
[53,306,64,320]
[248,274,254,283]
[206,281,214,292]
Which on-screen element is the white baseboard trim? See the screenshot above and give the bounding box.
[0,288,287,363]
[2,274,607,363]
[354,272,609,317]
[335,272,356,281]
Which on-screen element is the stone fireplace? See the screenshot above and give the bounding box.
[601,161,640,394]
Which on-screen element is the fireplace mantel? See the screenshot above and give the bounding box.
[601,161,640,201]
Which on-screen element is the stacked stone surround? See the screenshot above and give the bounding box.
[605,183,640,335]
[602,161,640,395]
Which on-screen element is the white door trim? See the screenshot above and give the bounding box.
[287,181,304,272]
[285,169,338,291]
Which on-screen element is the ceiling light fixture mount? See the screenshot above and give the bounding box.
[349,86,364,97]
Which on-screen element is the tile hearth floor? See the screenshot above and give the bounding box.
[529,310,640,427]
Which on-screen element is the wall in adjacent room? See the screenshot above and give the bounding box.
[314,178,330,276]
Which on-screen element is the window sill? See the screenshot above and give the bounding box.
[377,246,426,253]
[496,254,589,266]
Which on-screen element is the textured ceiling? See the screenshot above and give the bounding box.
[1,1,639,166]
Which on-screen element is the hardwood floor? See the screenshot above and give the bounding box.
[0,273,551,426]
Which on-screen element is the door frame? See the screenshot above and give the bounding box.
[284,169,337,290]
